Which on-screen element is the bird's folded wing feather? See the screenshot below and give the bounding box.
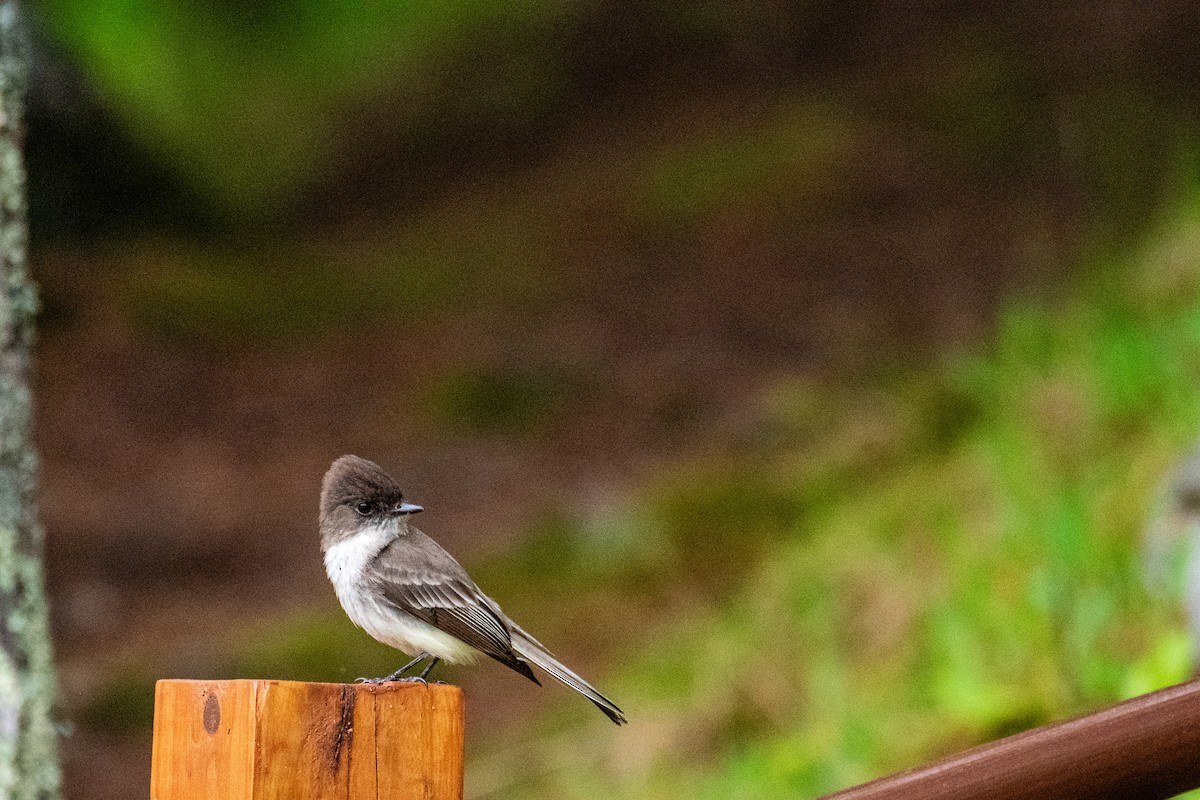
[366,538,515,662]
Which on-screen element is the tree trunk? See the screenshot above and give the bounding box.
[0,3,60,799]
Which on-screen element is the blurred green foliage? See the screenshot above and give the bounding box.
[82,199,1200,793]
[78,180,1200,797]
[46,2,1200,796]
[77,609,411,736]
[423,366,571,434]
[78,664,157,734]
[110,197,558,343]
[221,608,407,682]
[36,2,1188,240]
[633,102,858,227]
[35,0,562,217]
[462,200,1200,797]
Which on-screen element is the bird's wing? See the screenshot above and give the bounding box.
[367,532,539,682]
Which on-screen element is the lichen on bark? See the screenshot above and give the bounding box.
[0,2,60,799]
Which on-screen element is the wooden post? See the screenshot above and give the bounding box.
[150,680,464,800]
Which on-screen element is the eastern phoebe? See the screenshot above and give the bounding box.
[320,455,627,725]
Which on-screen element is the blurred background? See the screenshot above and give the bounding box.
[24,1,1200,797]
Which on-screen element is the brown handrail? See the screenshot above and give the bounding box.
[820,678,1200,800]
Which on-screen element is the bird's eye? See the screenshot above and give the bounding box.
[354,501,373,516]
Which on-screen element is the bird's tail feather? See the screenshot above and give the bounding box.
[510,626,627,725]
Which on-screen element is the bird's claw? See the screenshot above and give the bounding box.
[356,675,430,685]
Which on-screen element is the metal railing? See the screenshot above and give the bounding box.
[820,678,1200,799]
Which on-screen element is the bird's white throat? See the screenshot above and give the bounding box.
[324,519,397,587]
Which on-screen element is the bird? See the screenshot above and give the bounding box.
[320,454,627,725]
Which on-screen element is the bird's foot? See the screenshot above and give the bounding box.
[354,676,387,685]
[390,676,428,684]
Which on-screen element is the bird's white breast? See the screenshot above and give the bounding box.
[323,522,478,664]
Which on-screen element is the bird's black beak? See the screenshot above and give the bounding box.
[394,501,424,515]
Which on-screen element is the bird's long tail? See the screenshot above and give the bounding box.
[509,623,627,725]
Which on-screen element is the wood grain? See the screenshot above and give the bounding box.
[150,680,256,800]
[150,680,463,800]
[374,681,465,800]
[821,678,1200,800]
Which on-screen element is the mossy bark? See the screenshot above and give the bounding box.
[0,3,60,799]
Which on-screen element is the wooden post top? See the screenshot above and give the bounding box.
[150,679,464,800]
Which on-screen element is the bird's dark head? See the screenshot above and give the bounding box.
[320,455,423,548]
